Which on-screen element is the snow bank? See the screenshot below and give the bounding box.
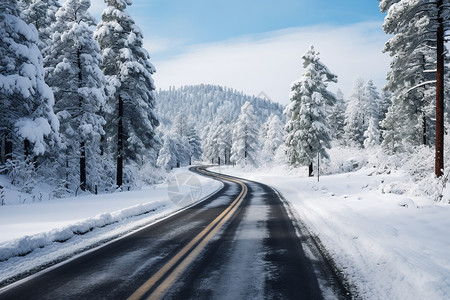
[0,201,164,262]
[212,166,450,299]
[0,167,222,264]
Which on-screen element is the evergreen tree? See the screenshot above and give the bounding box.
[344,79,380,147]
[202,122,218,163]
[260,114,284,165]
[20,0,60,56]
[344,79,365,147]
[381,104,404,153]
[186,120,202,162]
[95,0,159,187]
[0,0,59,163]
[157,132,190,170]
[231,102,259,167]
[285,46,337,176]
[364,117,381,149]
[202,117,231,165]
[363,80,380,122]
[380,0,448,149]
[172,113,202,164]
[327,89,346,141]
[262,115,284,160]
[46,0,106,191]
[378,90,391,125]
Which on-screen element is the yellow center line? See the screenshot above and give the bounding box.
[127,168,247,300]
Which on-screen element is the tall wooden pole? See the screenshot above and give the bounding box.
[436,0,444,177]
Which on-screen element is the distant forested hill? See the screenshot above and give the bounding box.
[156,84,285,130]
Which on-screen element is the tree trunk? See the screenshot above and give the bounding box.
[308,163,313,177]
[99,105,104,156]
[436,0,444,177]
[77,49,86,191]
[80,141,86,191]
[422,113,427,146]
[100,134,104,156]
[117,94,124,188]
[65,149,69,190]
[2,136,12,163]
[24,139,31,158]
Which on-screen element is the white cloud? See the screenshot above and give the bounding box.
[143,38,186,57]
[153,22,391,105]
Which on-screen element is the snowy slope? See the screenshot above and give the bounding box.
[0,167,222,286]
[211,166,450,300]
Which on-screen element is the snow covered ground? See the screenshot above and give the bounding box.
[0,167,222,286]
[210,165,450,300]
[2,162,450,299]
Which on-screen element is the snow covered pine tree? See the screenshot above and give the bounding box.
[45,0,106,191]
[380,0,450,176]
[260,114,284,165]
[0,0,59,164]
[172,113,202,164]
[327,89,346,142]
[19,0,60,58]
[344,79,380,147]
[231,101,259,167]
[285,45,337,176]
[202,117,232,165]
[95,0,160,187]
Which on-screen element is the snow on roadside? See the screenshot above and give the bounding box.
[211,166,450,300]
[0,167,222,285]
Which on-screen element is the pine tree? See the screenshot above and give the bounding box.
[364,117,381,149]
[285,45,337,176]
[260,114,284,165]
[381,104,404,153]
[157,132,190,170]
[344,79,365,147]
[202,117,231,165]
[378,90,391,125]
[20,0,60,56]
[343,79,380,147]
[231,102,259,167]
[380,0,448,150]
[363,80,380,122]
[95,0,160,187]
[45,0,106,191]
[172,113,202,164]
[185,120,202,163]
[327,89,346,141]
[0,0,59,163]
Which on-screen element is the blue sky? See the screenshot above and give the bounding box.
[88,0,390,104]
[108,0,385,60]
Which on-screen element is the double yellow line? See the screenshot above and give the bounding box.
[127,169,247,300]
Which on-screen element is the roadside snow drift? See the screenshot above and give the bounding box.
[0,167,222,284]
[212,166,450,300]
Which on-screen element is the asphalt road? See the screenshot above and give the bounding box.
[0,167,351,299]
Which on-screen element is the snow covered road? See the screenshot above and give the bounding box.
[211,166,450,300]
[0,167,349,299]
[0,167,222,288]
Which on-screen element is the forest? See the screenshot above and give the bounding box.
[1,0,450,204]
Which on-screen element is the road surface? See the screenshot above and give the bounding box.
[0,167,351,299]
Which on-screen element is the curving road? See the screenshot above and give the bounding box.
[0,167,351,299]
